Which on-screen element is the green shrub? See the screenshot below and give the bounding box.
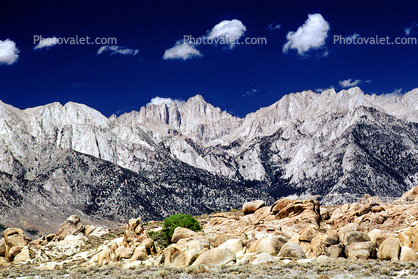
[0,224,7,232]
[148,230,170,249]
[162,213,202,243]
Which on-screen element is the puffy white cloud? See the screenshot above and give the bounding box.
[339,79,361,88]
[34,37,59,49]
[207,19,246,49]
[146,97,185,107]
[283,13,330,55]
[163,41,202,60]
[0,39,19,65]
[97,45,139,56]
[163,19,246,60]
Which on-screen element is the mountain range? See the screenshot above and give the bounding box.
[1,86,418,234]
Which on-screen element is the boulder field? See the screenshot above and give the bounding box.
[2,186,418,269]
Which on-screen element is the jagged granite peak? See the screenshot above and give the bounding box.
[118,94,242,145]
[1,87,418,232]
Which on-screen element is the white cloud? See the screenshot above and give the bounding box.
[146,97,185,107]
[34,37,59,50]
[316,86,334,93]
[346,33,361,40]
[163,41,202,60]
[243,89,259,97]
[384,88,403,97]
[0,39,19,65]
[339,79,361,88]
[207,19,246,49]
[283,13,330,55]
[97,45,139,56]
[404,22,418,36]
[268,24,281,31]
[365,80,371,83]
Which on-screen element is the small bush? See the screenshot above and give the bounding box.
[0,224,7,232]
[148,230,170,249]
[162,213,202,243]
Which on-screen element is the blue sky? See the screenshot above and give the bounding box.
[0,0,417,117]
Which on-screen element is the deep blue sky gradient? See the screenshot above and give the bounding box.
[1,0,417,117]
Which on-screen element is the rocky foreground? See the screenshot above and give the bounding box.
[3,187,418,278]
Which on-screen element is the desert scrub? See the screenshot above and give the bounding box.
[162,213,202,244]
[148,229,170,249]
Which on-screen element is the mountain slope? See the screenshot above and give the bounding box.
[1,87,418,232]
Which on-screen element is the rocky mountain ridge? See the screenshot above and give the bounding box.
[1,87,418,232]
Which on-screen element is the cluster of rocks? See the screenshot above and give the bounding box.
[3,187,418,271]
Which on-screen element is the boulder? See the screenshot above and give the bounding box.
[345,241,376,260]
[131,246,148,262]
[0,238,4,257]
[278,242,305,259]
[400,246,418,262]
[115,246,134,260]
[310,233,327,257]
[13,246,29,263]
[8,246,22,261]
[89,227,109,238]
[368,229,396,248]
[323,229,339,246]
[248,236,287,254]
[171,227,198,243]
[320,208,330,221]
[110,241,119,253]
[342,231,370,245]
[123,217,144,245]
[55,215,84,241]
[44,235,87,259]
[251,206,272,223]
[299,224,318,242]
[398,232,412,248]
[271,199,294,214]
[3,228,27,261]
[275,200,320,225]
[137,238,156,255]
[402,226,418,251]
[192,247,236,266]
[242,200,265,215]
[400,185,418,201]
[218,239,244,254]
[377,237,400,261]
[0,257,6,266]
[325,244,344,259]
[97,247,111,265]
[371,205,385,213]
[84,225,96,237]
[250,253,276,264]
[131,238,156,261]
[337,223,359,241]
[163,238,209,268]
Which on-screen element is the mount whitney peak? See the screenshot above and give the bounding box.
[1,86,418,232]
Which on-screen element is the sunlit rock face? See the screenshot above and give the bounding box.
[1,87,418,232]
